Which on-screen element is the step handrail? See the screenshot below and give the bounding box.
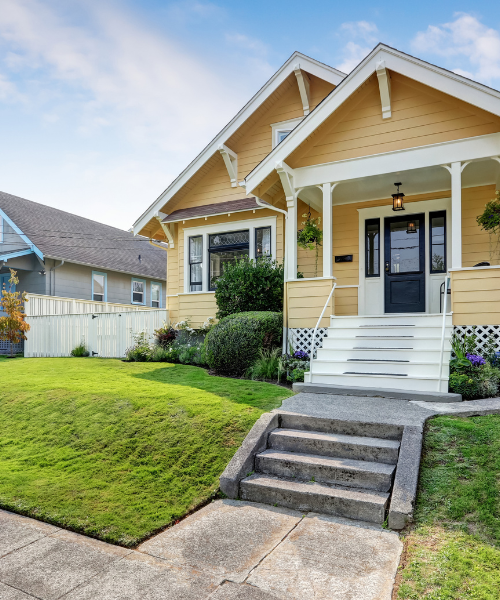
[309,279,337,375]
[437,273,450,391]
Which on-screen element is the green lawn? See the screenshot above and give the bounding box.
[0,357,291,546]
[397,415,500,599]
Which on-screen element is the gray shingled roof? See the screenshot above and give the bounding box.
[0,191,166,280]
[162,197,263,223]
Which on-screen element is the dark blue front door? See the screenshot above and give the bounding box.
[384,214,425,313]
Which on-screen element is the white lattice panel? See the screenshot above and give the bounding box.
[0,340,23,354]
[453,325,500,355]
[287,328,328,357]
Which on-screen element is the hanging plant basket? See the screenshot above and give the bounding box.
[297,209,323,277]
[476,191,500,260]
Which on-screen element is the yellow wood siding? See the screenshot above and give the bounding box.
[296,199,323,278]
[286,278,334,328]
[289,72,500,168]
[335,287,359,316]
[462,185,499,267]
[451,268,500,325]
[178,293,218,328]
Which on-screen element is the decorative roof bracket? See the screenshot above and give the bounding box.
[218,144,238,187]
[376,60,392,119]
[294,64,311,115]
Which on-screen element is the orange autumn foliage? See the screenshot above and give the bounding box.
[0,269,30,357]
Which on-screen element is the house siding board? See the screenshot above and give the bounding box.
[452,268,500,325]
[286,279,333,328]
[462,185,498,267]
[289,73,500,168]
[297,199,323,278]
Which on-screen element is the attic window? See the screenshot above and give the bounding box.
[276,130,291,144]
[271,117,303,149]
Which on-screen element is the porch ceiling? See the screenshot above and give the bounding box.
[325,158,500,207]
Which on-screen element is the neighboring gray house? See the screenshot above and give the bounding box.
[0,191,167,308]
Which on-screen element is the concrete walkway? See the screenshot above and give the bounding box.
[2,395,500,600]
[0,501,402,600]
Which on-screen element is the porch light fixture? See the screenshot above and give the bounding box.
[392,182,405,211]
[406,220,417,234]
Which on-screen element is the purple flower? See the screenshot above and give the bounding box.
[466,353,486,366]
[293,350,309,360]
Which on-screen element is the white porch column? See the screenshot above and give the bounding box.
[286,194,297,280]
[450,161,462,269]
[322,182,334,278]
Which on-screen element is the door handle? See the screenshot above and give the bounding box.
[385,261,390,272]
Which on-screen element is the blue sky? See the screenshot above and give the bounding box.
[1,1,499,229]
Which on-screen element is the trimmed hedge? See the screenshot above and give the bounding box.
[204,311,283,375]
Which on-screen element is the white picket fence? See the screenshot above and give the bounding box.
[25,294,159,317]
[25,310,168,358]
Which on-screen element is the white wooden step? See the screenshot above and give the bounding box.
[330,314,452,328]
[316,347,451,362]
[322,336,451,350]
[311,360,448,378]
[305,371,449,393]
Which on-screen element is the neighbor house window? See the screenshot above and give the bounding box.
[255,227,271,259]
[189,236,203,291]
[151,282,161,308]
[209,229,249,290]
[430,211,446,273]
[131,278,145,304]
[365,218,380,277]
[92,271,107,302]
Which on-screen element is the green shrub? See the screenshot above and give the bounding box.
[125,332,153,362]
[449,373,481,399]
[246,348,282,381]
[214,257,284,319]
[204,311,282,375]
[289,368,306,383]
[70,341,90,357]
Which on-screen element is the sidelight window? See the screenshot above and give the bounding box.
[365,219,380,277]
[430,211,446,273]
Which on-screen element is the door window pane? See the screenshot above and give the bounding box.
[189,236,203,291]
[132,280,144,303]
[255,227,271,259]
[93,273,105,301]
[430,211,446,273]
[389,220,420,273]
[365,219,380,277]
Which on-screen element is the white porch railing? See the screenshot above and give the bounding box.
[309,280,336,372]
[25,294,159,317]
[24,309,168,358]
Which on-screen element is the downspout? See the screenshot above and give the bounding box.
[254,197,290,353]
[50,260,65,296]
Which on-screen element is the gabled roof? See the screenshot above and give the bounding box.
[133,52,346,235]
[244,43,500,194]
[0,191,167,280]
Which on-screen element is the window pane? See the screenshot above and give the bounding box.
[210,248,249,289]
[431,213,446,272]
[389,220,420,273]
[152,284,160,302]
[133,280,144,293]
[132,280,144,303]
[190,263,202,292]
[256,227,271,259]
[365,220,379,276]
[93,273,105,301]
[209,230,249,248]
[190,236,202,263]
[277,131,290,143]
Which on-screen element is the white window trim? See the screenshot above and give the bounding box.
[0,216,3,243]
[131,277,146,305]
[270,117,304,149]
[183,216,277,293]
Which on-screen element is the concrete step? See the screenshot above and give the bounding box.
[269,428,400,464]
[305,371,449,393]
[278,413,404,440]
[316,347,451,362]
[329,314,452,328]
[255,449,395,492]
[310,359,449,378]
[321,336,450,350]
[240,474,389,524]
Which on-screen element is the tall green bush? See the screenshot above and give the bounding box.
[204,311,282,375]
[214,256,284,319]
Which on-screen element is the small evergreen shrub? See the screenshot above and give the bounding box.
[214,257,284,319]
[204,311,282,375]
[125,332,153,362]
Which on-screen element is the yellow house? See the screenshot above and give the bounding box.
[133,44,500,394]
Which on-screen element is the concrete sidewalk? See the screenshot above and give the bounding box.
[0,500,402,600]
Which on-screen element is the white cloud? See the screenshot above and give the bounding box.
[412,13,500,84]
[336,21,378,73]
[0,0,245,153]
